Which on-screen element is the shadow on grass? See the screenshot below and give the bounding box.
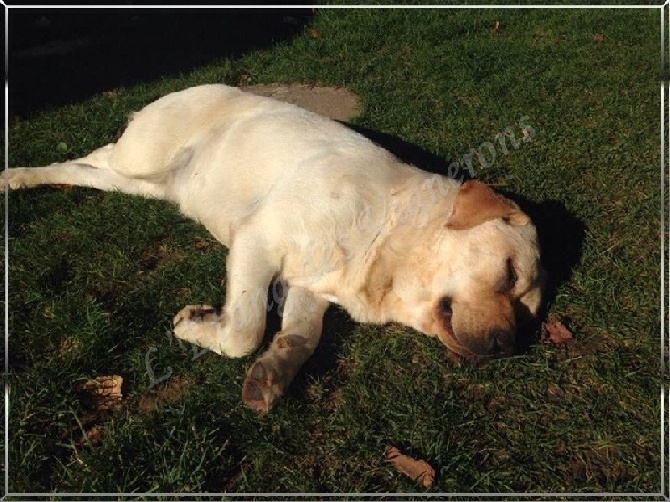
[5,188,103,236]
[9,9,313,117]
[503,195,586,352]
[343,123,473,182]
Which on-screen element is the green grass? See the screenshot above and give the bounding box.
[4,8,663,496]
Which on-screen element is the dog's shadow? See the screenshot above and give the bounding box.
[503,195,586,352]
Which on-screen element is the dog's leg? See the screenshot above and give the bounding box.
[242,286,329,413]
[2,144,167,198]
[173,232,278,358]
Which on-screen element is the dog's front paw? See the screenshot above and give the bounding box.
[173,304,219,325]
[242,361,284,413]
[173,304,223,354]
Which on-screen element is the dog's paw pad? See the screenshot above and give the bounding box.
[242,361,283,413]
[173,304,217,326]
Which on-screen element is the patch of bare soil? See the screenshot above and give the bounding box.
[242,83,362,122]
[138,376,191,413]
[139,241,184,272]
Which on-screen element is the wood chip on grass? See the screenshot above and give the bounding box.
[74,375,124,446]
[385,445,435,488]
[78,375,123,411]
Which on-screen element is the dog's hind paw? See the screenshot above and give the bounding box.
[241,361,284,413]
[1,168,33,191]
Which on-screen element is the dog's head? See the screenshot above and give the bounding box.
[371,179,545,362]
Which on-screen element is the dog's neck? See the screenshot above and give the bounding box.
[344,172,463,324]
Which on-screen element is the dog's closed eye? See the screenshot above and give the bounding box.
[495,257,518,292]
[439,296,453,317]
[505,258,518,290]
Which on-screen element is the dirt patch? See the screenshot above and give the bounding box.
[138,376,190,413]
[242,83,362,122]
[139,241,184,272]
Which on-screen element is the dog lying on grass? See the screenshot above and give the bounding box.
[4,84,544,412]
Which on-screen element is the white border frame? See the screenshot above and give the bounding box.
[1,3,667,501]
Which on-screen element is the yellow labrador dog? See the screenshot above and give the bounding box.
[4,85,544,412]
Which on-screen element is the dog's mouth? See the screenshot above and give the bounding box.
[433,312,480,364]
[433,308,511,365]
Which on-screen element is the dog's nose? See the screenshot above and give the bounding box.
[488,328,514,357]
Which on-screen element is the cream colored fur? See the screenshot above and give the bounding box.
[4,84,543,412]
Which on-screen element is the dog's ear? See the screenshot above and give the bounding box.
[446,180,529,230]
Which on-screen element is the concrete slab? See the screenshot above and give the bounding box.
[242,83,362,122]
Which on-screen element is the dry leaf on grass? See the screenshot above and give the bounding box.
[593,33,605,42]
[79,375,123,411]
[385,445,435,488]
[541,317,573,345]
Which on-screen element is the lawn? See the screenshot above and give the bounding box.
[4,7,664,497]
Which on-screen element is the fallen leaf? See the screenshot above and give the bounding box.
[308,27,320,38]
[65,409,116,448]
[79,375,123,411]
[593,33,605,42]
[541,317,573,345]
[486,396,505,412]
[465,383,487,401]
[385,445,435,488]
